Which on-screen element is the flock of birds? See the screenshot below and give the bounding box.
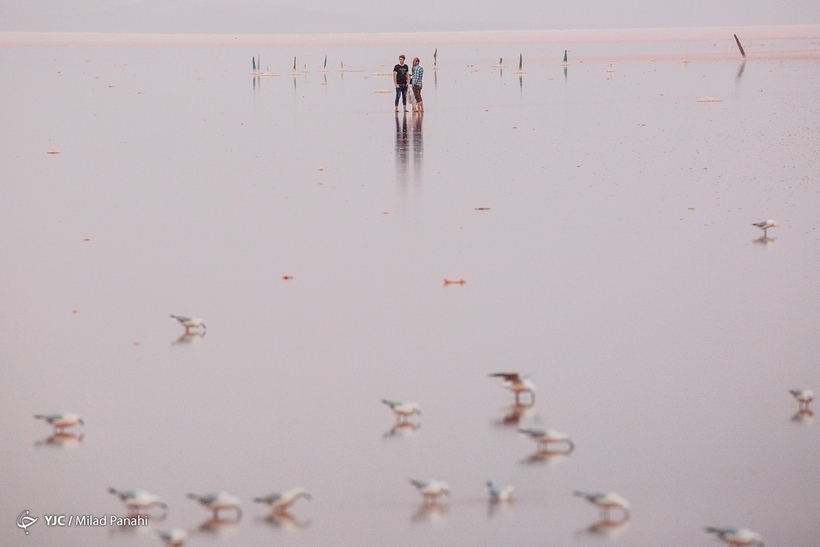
[33,226,813,546]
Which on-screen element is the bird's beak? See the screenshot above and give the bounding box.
[79,419,85,425]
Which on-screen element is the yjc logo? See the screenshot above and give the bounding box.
[16,510,38,535]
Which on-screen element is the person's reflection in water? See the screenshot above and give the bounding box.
[395,113,409,190]
[412,111,423,183]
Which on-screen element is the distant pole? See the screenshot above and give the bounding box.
[433,48,438,66]
[518,54,523,71]
[252,57,256,71]
[563,50,568,64]
[323,55,327,69]
[733,34,747,58]
[293,56,297,71]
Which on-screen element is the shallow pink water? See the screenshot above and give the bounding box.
[1,30,819,546]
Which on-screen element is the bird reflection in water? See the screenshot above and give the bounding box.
[494,402,534,427]
[411,502,448,524]
[521,449,572,466]
[107,517,164,539]
[753,236,776,246]
[35,432,84,449]
[257,511,312,530]
[197,516,241,536]
[791,409,814,424]
[577,517,631,538]
[487,499,514,519]
[384,421,422,438]
[173,331,205,345]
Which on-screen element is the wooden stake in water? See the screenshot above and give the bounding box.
[324,55,327,69]
[293,57,297,71]
[519,54,523,70]
[563,50,568,64]
[733,34,747,58]
[433,48,438,66]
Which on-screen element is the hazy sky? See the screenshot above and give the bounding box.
[2,0,819,33]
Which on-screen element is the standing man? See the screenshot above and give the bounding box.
[410,57,424,113]
[393,55,410,113]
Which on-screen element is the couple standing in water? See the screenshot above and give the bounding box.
[393,55,423,113]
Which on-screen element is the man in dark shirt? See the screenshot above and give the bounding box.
[393,55,410,113]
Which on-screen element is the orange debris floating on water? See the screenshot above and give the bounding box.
[474,207,491,211]
[82,238,90,241]
[282,275,294,280]
[443,278,466,286]
[47,149,60,154]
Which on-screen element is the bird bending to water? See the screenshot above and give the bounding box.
[170,315,206,332]
[486,481,514,502]
[789,389,814,410]
[155,528,187,546]
[382,400,421,421]
[187,492,242,519]
[752,220,776,237]
[410,480,450,503]
[489,373,535,403]
[34,413,84,431]
[254,487,312,513]
[108,488,167,515]
[706,527,764,546]
[574,491,630,521]
[519,428,574,451]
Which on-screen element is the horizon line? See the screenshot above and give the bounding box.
[2,24,819,47]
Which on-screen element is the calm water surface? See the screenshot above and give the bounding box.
[1,31,819,546]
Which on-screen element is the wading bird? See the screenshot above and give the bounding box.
[382,400,421,421]
[410,480,450,503]
[486,481,514,503]
[705,527,764,546]
[573,491,630,521]
[34,413,84,432]
[519,428,574,452]
[170,315,206,332]
[254,487,312,513]
[108,488,168,515]
[789,389,814,410]
[186,492,242,519]
[752,220,776,237]
[155,528,187,546]
[489,373,535,403]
